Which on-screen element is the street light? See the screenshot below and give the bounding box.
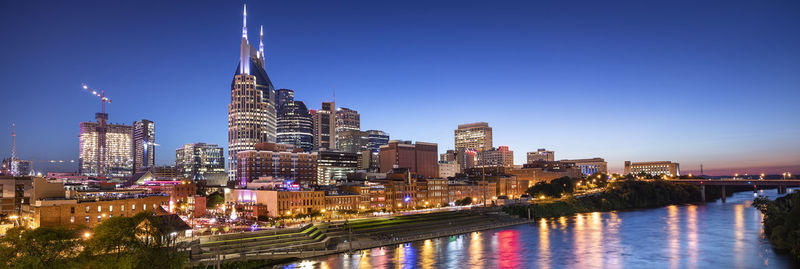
[83,232,92,239]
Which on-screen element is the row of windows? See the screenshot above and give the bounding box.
[73,203,158,214]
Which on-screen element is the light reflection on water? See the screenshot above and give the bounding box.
[283,189,797,268]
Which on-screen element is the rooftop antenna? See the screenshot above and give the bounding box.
[10,124,18,176]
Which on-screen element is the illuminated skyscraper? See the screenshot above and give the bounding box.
[335,107,360,133]
[78,122,133,177]
[276,88,294,110]
[228,5,277,186]
[175,142,225,180]
[277,100,314,152]
[132,119,155,173]
[454,122,493,152]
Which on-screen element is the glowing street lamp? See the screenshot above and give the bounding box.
[83,232,92,239]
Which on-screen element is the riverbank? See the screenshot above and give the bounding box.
[754,192,800,260]
[190,209,532,267]
[504,180,739,219]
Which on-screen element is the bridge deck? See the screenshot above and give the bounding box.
[671,179,800,186]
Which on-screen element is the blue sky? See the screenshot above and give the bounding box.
[1,0,799,175]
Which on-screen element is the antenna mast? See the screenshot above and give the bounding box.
[10,124,17,176]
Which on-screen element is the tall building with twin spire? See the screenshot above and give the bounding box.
[228,4,277,186]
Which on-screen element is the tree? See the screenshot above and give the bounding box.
[0,227,82,268]
[206,192,224,209]
[526,177,577,198]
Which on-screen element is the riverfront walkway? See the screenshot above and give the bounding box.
[186,208,532,267]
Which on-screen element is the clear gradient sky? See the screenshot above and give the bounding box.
[1,0,799,175]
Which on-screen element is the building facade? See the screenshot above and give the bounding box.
[79,122,133,177]
[624,161,680,176]
[276,100,314,152]
[312,102,336,150]
[476,146,514,168]
[228,6,277,185]
[379,141,439,178]
[560,158,608,175]
[275,88,294,110]
[0,176,32,216]
[527,148,554,163]
[236,142,318,186]
[175,143,225,181]
[132,119,155,173]
[317,151,358,185]
[454,122,492,152]
[336,130,368,153]
[32,194,169,229]
[335,107,360,139]
[438,161,459,179]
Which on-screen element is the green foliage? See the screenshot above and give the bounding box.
[507,180,709,220]
[206,192,225,209]
[0,213,187,269]
[753,193,800,260]
[526,176,577,198]
[0,226,82,268]
[455,197,473,206]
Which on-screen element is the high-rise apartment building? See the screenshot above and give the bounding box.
[312,102,336,150]
[527,148,554,163]
[454,122,492,152]
[228,5,277,185]
[79,122,133,177]
[379,140,439,178]
[132,119,155,173]
[175,143,225,181]
[277,101,314,152]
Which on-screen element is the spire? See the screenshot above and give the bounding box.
[242,4,248,40]
[259,25,264,58]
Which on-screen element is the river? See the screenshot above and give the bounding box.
[280,189,797,268]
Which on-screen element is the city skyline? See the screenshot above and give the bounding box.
[1,1,799,175]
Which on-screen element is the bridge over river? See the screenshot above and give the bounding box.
[671,179,800,202]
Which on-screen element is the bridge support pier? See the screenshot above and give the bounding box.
[777,186,786,194]
[721,186,726,203]
[700,185,705,203]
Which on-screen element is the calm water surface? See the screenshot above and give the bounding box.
[281,189,797,268]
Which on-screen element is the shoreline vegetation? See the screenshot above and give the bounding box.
[504,179,738,220]
[754,192,800,260]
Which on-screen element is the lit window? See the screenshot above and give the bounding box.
[97,206,102,212]
[109,205,113,212]
[70,216,75,223]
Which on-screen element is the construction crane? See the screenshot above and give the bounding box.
[81,83,111,178]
